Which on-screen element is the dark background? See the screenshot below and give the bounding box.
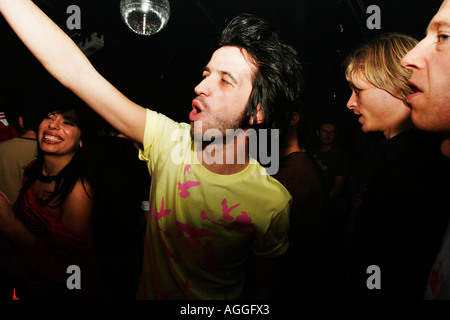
[0,0,443,144]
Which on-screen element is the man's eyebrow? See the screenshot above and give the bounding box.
[202,66,238,84]
[426,19,450,35]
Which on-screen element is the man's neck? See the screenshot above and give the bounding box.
[320,143,333,152]
[20,130,37,140]
[280,142,302,159]
[201,160,249,175]
[197,133,250,175]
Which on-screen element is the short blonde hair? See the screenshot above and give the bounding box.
[345,33,418,100]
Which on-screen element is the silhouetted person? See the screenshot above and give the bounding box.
[271,109,326,299]
[0,99,42,300]
[89,121,150,300]
[308,121,350,233]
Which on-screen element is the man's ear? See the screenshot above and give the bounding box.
[249,103,264,125]
[290,112,299,127]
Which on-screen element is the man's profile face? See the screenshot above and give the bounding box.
[346,73,411,137]
[190,46,256,142]
[401,0,450,133]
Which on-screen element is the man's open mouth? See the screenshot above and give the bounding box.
[408,82,422,93]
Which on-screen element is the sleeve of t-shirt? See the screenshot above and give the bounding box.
[138,109,190,176]
[252,201,290,258]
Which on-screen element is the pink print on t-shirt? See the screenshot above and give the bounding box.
[161,237,180,263]
[151,197,172,220]
[221,199,240,221]
[200,199,253,235]
[233,211,252,226]
[176,221,215,246]
[177,181,200,198]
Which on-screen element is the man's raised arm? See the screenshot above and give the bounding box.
[0,0,146,144]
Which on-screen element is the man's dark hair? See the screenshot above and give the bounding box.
[216,14,304,137]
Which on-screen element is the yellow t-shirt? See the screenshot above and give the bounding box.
[137,109,291,300]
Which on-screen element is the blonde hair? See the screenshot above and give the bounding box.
[345,33,418,100]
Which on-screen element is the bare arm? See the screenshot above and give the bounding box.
[0,186,96,282]
[59,179,94,235]
[0,0,146,144]
[0,190,36,249]
[0,179,94,250]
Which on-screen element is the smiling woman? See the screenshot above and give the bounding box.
[0,97,105,300]
[39,110,82,159]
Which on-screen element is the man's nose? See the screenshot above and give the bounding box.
[347,91,358,110]
[194,77,211,96]
[401,39,427,71]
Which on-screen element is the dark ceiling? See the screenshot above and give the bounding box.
[0,0,444,132]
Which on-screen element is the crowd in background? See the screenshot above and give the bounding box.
[0,0,450,301]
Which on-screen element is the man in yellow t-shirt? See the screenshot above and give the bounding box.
[136,110,290,299]
[0,3,303,299]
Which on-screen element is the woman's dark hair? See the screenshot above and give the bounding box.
[216,14,304,139]
[20,96,95,208]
